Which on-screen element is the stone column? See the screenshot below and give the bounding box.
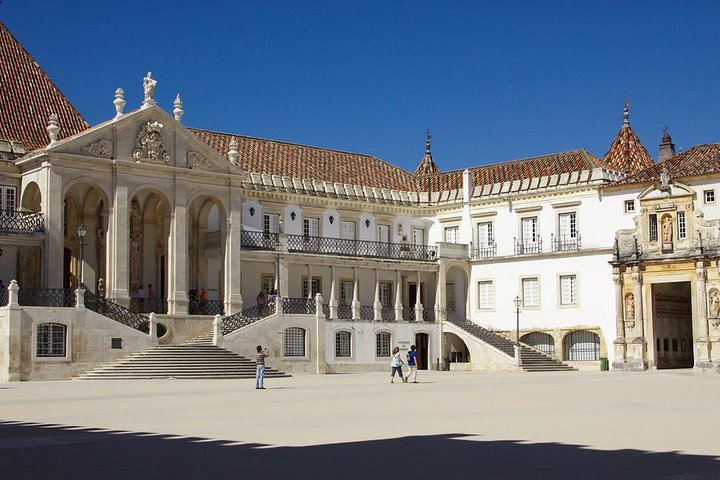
[224,192,243,314]
[315,293,324,374]
[414,270,423,322]
[307,264,313,299]
[351,267,360,320]
[168,199,189,315]
[612,268,627,368]
[629,265,647,370]
[695,262,711,367]
[108,185,130,304]
[40,164,64,288]
[329,265,338,320]
[373,268,381,321]
[394,270,403,321]
[436,261,446,323]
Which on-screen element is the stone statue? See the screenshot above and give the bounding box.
[143,72,157,103]
[659,165,670,192]
[709,290,720,318]
[625,293,635,319]
[662,215,673,243]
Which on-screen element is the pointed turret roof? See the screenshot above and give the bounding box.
[602,101,654,174]
[0,21,88,152]
[414,129,439,175]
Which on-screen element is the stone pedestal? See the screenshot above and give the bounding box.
[694,339,713,369]
[624,338,647,371]
[611,338,627,370]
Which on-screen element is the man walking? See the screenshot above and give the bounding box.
[406,345,419,383]
[255,345,269,389]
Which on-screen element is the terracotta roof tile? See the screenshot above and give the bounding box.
[0,22,88,152]
[191,128,417,190]
[603,107,654,174]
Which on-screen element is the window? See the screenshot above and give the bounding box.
[677,211,686,240]
[0,185,16,213]
[478,280,495,309]
[564,330,600,361]
[335,331,351,358]
[521,217,539,243]
[263,213,280,234]
[625,200,635,213]
[283,327,306,356]
[340,281,354,305]
[477,221,493,246]
[522,277,540,307]
[262,276,275,296]
[379,282,392,308]
[341,221,356,240]
[704,190,715,204]
[36,323,67,357]
[446,283,456,312]
[376,332,391,357]
[444,226,459,243]
[303,217,319,238]
[559,274,577,305]
[521,332,555,357]
[649,214,658,242]
[558,212,577,239]
[377,224,390,243]
[302,277,321,298]
[412,228,424,246]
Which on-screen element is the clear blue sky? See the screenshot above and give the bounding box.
[3,1,720,173]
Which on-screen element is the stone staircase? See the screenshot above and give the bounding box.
[76,333,290,380]
[446,315,576,372]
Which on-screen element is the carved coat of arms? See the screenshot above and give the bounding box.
[133,121,170,164]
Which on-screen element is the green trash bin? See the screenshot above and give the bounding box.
[600,357,609,371]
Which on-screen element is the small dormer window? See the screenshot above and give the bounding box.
[704,190,715,204]
[624,200,635,213]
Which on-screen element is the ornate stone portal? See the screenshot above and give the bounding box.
[133,121,170,164]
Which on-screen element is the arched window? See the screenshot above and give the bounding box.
[376,332,391,357]
[283,327,306,357]
[564,330,600,361]
[335,331,351,358]
[36,323,67,357]
[521,331,555,357]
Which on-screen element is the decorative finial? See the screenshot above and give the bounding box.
[623,97,630,127]
[228,137,239,165]
[425,129,432,154]
[47,113,60,146]
[173,93,184,123]
[142,71,157,109]
[113,88,126,119]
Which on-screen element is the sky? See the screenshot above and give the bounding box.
[3,1,720,173]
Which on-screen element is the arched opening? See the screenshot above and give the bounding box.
[14,182,43,288]
[563,330,600,361]
[521,331,555,357]
[445,265,469,320]
[444,331,470,367]
[187,196,226,315]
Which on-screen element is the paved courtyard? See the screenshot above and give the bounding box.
[1,369,719,479]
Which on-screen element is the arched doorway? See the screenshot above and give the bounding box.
[445,264,469,320]
[444,331,470,369]
[187,196,226,315]
[415,332,430,370]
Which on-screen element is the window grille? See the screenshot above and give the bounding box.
[560,275,577,305]
[283,327,306,356]
[335,331,351,358]
[677,211,686,239]
[379,283,392,308]
[36,323,67,357]
[522,277,539,307]
[521,332,555,357]
[564,330,600,361]
[478,280,494,309]
[649,214,658,242]
[264,214,279,234]
[376,332,391,357]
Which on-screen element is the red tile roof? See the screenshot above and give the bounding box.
[191,128,417,190]
[0,22,88,152]
[603,107,654,174]
[610,143,720,187]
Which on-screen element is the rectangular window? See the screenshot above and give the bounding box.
[303,217,319,238]
[649,214,658,242]
[335,331,351,358]
[263,213,280,234]
[0,185,16,213]
[446,283,456,312]
[478,280,495,309]
[521,217,539,243]
[377,224,390,243]
[283,327,306,357]
[261,276,275,295]
[558,212,577,239]
[560,274,577,305]
[625,200,635,213]
[302,277,321,298]
[376,332,391,357]
[412,228,424,246]
[677,211,686,239]
[340,281,354,305]
[704,190,715,204]
[36,323,67,357]
[444,226,459,243]
[522,277,540,307]
[341,221,356,240]
[477,221,493,245]
[379,282,392,308]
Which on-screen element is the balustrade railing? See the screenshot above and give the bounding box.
[551,233,581,252]
[86,291,149,332]
[222,305,267,335]
[514,238,543,255]
[422,308,436,322]
[282,297,316,314]
[18,287,75,307]
[402,308,415,322]
[359,305,374,321]
[129,297,167,314]
[189,299,224,316]
[381,307,396,321]
[470,241,497,259]
[286,234,437,261]
[337,305,352,319]
[0,211,44,234]
[240,230,279,250]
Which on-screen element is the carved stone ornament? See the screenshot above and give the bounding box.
[133,121,170,164]
[187,151,209,170]
[81,139,113,158]
[708,288,720,320]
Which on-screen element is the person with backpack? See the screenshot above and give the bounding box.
[406,344,419,383]
[390,346,407,383]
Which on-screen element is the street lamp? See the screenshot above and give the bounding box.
[274,239,282,297]
[77,224,87,287]
[513,295,522,347]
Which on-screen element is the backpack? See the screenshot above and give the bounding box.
[406,352,413,363]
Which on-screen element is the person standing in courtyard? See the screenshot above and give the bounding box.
[255,345,269,389]
[406,344,419,383]
[390,346,406,383]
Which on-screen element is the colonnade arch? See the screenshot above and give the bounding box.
[187,195,227,312]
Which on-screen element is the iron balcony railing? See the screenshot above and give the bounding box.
[324,305,398,321]
[222,304,267,335]
[514,237,543,255]
[129,297,168,314]
[240,230,279,250]
[0,211,44,235]
[18,288,75,307]
[285,234,437,261]
[282,297,316,315]
[337,305,352,320]
[551,233,581,252]
[470,241,497,259]
[86,290,149,332]
[188,299,224,316]
[401,307,436,322]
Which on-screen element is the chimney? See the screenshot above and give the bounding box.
[658,129,676,162]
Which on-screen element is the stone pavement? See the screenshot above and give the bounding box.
[1,370,718,479]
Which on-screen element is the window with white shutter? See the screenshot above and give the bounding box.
[522,277,540,307]
[478,281,495,309]
[445,226,459,243]
[521,217,538,243]
[0,185,16,213]
[341,221,356,240]
[560,275,577,305]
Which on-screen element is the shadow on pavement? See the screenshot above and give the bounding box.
[0,420,718,479]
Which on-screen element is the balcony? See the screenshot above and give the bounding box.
[285,233,437,261]
[514,237,543,255]
[470,241,497,259]
[551,233,581,252]
[0,210,44,235]
[240,230,279,250]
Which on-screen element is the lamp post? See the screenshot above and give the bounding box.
[77,224,87,287]
[513,295,521,347]
[274,240,282,297]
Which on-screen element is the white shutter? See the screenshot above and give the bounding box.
[559,212,576,239]
[412,228,424,245]
[478,281,494,309]
[522,217,538,243]
[264,214,280,234]
[341,221,356,240]
[445,226,459,243]
[560,275,577,305]
[304,218,319,237]
[1,186,16,213]
[478,222,493,246]
[377,224,389,243]
[522,277,539,307]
